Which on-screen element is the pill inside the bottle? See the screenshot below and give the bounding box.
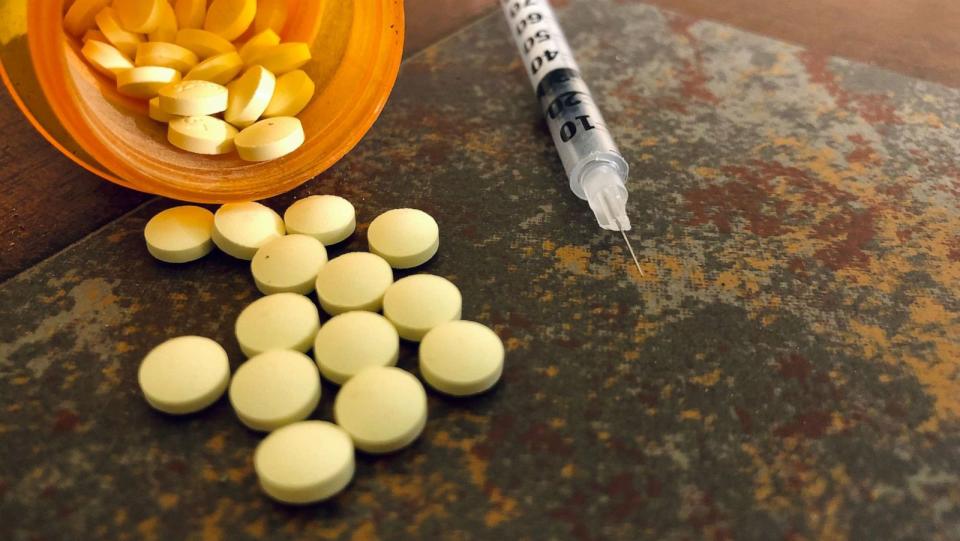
[159,80,229,116]
[168,115,237,155]
[263,69,315,118]
[81,40,134,80]
[234,117,304,161]
[225,65,276,129]
[204,0,257,42]
[117,66,182,99]
[184,51,244,85]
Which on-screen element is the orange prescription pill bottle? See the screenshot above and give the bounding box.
[0,1,404,202]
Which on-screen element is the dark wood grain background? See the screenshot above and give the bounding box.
[1,0,957,282]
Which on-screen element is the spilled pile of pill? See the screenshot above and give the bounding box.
[65,0,314,161]
[139,196,505,503]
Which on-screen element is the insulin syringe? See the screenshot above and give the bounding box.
[501,0,643,274]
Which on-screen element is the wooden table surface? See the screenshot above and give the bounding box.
[1,0,958,281]
[2,2,960,540]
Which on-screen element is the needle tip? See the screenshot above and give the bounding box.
[618,227,644,277]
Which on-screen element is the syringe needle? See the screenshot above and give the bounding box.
[616,219,644,277]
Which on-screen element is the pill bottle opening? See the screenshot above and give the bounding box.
[0,0,404,203]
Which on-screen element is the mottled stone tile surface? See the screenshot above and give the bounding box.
[2,1,960,539]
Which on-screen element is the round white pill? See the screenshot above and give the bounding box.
[314,252,393,316]
[254,421,354,504]
[383,274,462,342]
[313,312,399,385]
[251,234,328,295]
[284,195,356,246]
[138,336,230,414]
[367,209,440,269]
[144,205,214,263]
[229,350,321,432]
[420,321,505,396]
[334,367,427,454]
[235,293,320,357]
[212,202,285,260]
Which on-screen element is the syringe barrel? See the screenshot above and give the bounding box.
[501,0,629,201]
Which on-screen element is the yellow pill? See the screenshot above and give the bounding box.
[64,0,110,38]
[235,117,305,162]
[225,65,276,128]
[82,29,107,43]
[81,40,133,80]
[95,7,144,58]
[159,80,228,116]
[174,0,206,30]
[184,51,244,85]
[135,42,198,73]
[168,116,238,155]
[263,70,315,118]
[249,43,312,75]
[175,28,235,59]
[114,0,165,34]
[238,29,280,65]
[147,1,178,43]
[254,0,288,34]
[204,0,256,41]
[117,66,181,99]
[149,97,178,123]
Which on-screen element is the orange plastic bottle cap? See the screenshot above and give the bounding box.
[95,6,145,58]
[135,42,199,74]
[238,29,281,65]
[147,1,179,43]
[175,28,235,59]
[64,0,111,38]
[174,0,207,30]
[263,70,316,118]
[204,0,257,41]
[254,0,289,34]
[235,117,305,162]
[168,116,238,155]
[225,65,276,128]
[117,66,181,99]
[184,51,244,85]
[159,80,228,116]
[248,43,312,75]
[114,0,166,34]
[81,40,134,80]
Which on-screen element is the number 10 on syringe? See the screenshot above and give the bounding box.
[501,0,644,275]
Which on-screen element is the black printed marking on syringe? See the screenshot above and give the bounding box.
[502,0,565,78]
[537,68,614,147]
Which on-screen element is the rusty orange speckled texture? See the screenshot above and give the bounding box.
[2,1,960,539]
